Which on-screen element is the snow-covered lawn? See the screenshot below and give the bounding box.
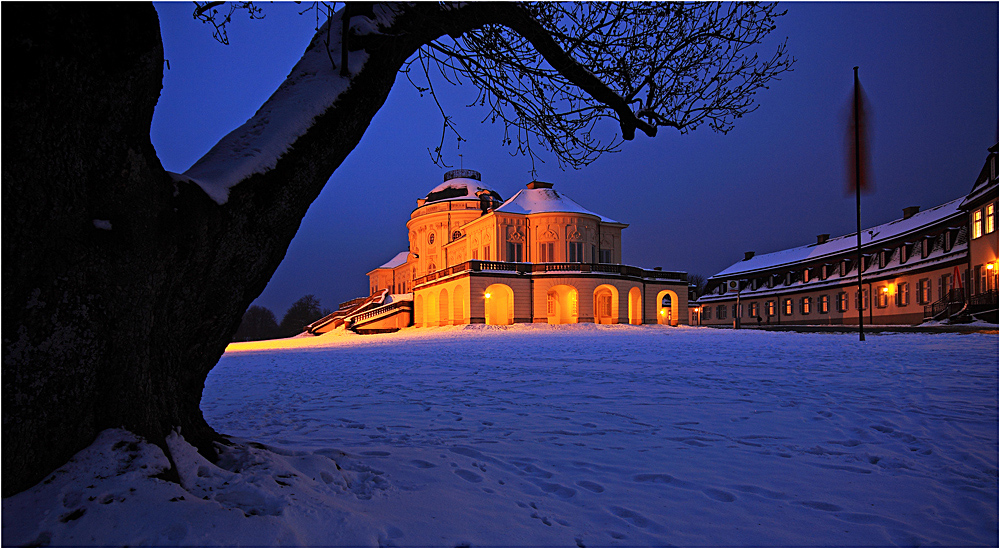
[4,325,997,547]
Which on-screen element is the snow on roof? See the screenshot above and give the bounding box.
[423,178,502,204]
[377,251,409,270]
[712,197,965,278]
[496,187,622,224]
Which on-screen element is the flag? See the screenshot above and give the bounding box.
[846,70,874,196]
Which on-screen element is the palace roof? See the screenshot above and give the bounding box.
[712,196,966,279]
[376,251,409,270]
[496,186,622,224]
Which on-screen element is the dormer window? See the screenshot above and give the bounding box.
[803,268,810,284]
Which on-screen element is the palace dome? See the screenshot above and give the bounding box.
[422,169,503,206]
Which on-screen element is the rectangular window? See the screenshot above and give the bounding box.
[599,295,612,317]
[599,249,613,264]
[976,265,985,294]
[766,300,775,316]
[855,289,869,310]
[703,306,712,320]
[749,302,759,317]
[921,238,930,258]
[547,294,556,315]
[900,244,909,264]
[783,298,793,316]
[568,242,584,263]
[973,209,983,239]
[837,292,849,313]
[803,268,811,283]
[876,286,888,308]
[821,265,828,280]
[483,246,490,261]
[918,278,931,304]
[538,242,554,263]
[506,242,523,262]
[987,203,996,234]
[801,297,811,315]
[717,305,727,320]
[472,249,478,260]
[819,295,829,314]
[897,282,909,307]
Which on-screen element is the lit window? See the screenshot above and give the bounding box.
[987,204,996,234]
[876,286,888,308]
[801,297,812,315]
[918,278,931,304]
[749,302,759,317]
[837,292,849,313]
[896,282,909,307]
[783,299,793,316]
[766,300,775,316]
[803,268,811,283]
[972,209,983,239]
[819,295,829,314]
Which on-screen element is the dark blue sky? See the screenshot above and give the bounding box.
[151,2,998,317]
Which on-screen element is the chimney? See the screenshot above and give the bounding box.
[817,234,830,245]
[526,181,554,189]
[902,206,920,219]
[744,251,755,261]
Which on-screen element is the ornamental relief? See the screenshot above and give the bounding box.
[506,225,524,242]
[566,225,583,241]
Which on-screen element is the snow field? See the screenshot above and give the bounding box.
[3,325,997,547]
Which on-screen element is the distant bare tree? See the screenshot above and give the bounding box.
[4,2,791,496]
[688,274,708,297]
[233,305,279,341]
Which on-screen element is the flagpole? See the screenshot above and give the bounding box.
[854,66,865,342]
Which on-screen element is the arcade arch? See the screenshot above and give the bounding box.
[547,284,579,324]
[593,284,619,324]
[656,289,679,326]
[628,287,643,325]
[484,283,514,325]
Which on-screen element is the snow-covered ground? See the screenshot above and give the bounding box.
[4,325,997,547]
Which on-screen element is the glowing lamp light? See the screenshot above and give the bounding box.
[989,263,995,271]
[882,287,889,294]
[484,292,492,299]
[660,310,666,315]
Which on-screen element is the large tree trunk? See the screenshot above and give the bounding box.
[1,2,416,497]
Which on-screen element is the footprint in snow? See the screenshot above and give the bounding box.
[410,460,437,469]
[454,469,484,483]
[575,480,605,493]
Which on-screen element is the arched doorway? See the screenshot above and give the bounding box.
[453,285,467,324]
[425,291,437,327]
[593,284,619,324]
[438,288,451,326]
[656,290,679,326]
[628,287,643,325]
[484,284,514,325]
[547,284,579,324]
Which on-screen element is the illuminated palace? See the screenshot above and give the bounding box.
[308,169,689,333]
[693,144,999,327]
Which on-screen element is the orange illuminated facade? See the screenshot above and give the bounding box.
[324,169,689,333]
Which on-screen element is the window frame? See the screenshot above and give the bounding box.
[819,294,829,314]
[896,282,909,307]
[801,296,812,315]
